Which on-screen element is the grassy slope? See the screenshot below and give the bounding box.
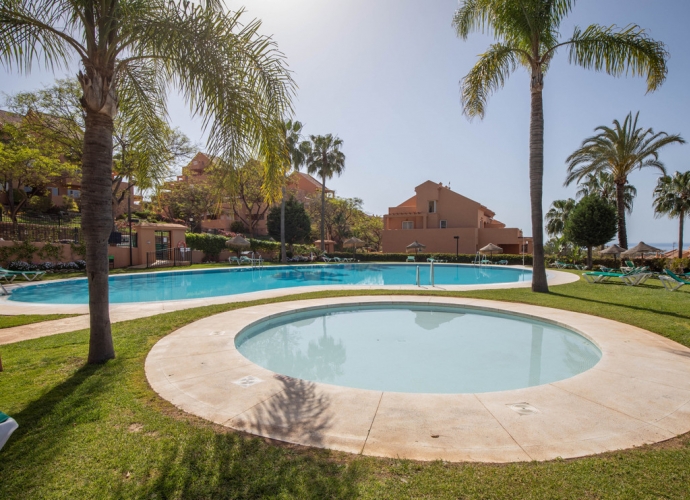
[0,314,77,329]
[1,274,690,499]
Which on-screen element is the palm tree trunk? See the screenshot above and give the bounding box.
[529,78,548,293]
[82,110,115,364]
[615,181,628,249]
[280,186,287,262]
[679,209,684,259]
[320,175,326,252]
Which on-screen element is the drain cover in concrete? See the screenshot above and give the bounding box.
[507,402,539,415]
[233,376,263,388]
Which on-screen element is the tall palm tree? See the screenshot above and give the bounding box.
[0,0,293,363]
[653,171,690,259]
[565,112,684,248]
[280,120,310,262]
[305,134,345,252]
[545,198,576,238]
[453,0,668,293]
[576,171,636,214]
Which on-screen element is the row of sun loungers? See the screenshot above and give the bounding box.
[582,266,690,291]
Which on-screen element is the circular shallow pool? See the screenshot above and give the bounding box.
[235,304,601,393]
[9,263,531,304]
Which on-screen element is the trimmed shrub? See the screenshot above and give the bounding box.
[185,233,228,261]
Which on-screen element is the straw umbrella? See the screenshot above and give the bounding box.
[406,241,426,254]
[622,241,663,260]
[226,235,250,257]
[600,244,627,264]
[343,237,365,259]
[479,243,503,260]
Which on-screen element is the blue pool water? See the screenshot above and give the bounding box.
[9,263,531,304]
[236,304,601,393]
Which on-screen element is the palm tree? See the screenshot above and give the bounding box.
[453,0,668,293]
[0,0,293,363]
[653,171,690,259]
[576,171,636,214]
[565,112,684,248]
[305,134,345,252]
[545,198,576,238]
[280,121,310,262]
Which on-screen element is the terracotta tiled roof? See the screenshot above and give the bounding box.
[0,109,23,126]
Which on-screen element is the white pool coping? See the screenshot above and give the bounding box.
[145,295,690,463]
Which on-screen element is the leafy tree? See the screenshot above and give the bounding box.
[305,134,345,251]
[222,159,271,238]
[454,0,669,292]
[545,198,576,237]
[156,180,217,233]
[305,196,362,247]
[563,196,617,268]
[6,79,195,221]
[0,0,293,362]
[267,197,311,247]
[565,112,684,248]
[352,214,384,251]
[280,121,311,262]
[576,171,636,214]
[653,171,690,259]
[0,123,66,225]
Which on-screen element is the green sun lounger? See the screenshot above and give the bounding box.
[0,266,46,282]
[583,269,652,286]
[659,270,690,291]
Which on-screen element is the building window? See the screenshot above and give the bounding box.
[67,189,80,198]
[402,221,414,230]
[48,187,58,196]
[440,220,447,229]
[428,200,436,213]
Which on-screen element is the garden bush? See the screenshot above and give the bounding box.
[185,233,228,261]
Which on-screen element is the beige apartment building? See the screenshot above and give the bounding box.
[382,181,532,255]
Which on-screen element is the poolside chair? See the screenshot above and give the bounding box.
[659,270,690,291]
[583,269,652,286]
[0,266,46,282]
[0,411,18,451]
[621,260,637,273]
[238,255,252,265]
[497,260,509,265]
[228,256,240,265]
[0,272,8,295]
[406,255,415,263]
[321,255,333,262]
[332,257,344,263]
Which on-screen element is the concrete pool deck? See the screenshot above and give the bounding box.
[145,296,690,463]
[0,266,578,345]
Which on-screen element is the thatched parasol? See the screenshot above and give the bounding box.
[406,241,426,254]
[479,243,503,259]
[621,241,663,259]
[343,237,365,257]
[226,235,250,256]
[600,244,627,263]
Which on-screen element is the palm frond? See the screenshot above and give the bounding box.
[460,43,521,119]
[0,0,85,72]
[564,24,668,92]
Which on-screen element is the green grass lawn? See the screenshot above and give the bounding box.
[1,275,690,498]
[0,314,78,329]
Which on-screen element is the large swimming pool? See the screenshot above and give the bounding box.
[9,263,531,304]
[236,303,601,393]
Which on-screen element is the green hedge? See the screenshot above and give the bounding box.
[327,252,534,265]
[185,233,227,260]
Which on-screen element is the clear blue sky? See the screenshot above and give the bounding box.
[1,0,688,245]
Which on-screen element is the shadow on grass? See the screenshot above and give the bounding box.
[0,362,113,479]
[547,289,690,322]
[130,375,358,499]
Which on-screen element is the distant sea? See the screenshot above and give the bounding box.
[645,243,680,252]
